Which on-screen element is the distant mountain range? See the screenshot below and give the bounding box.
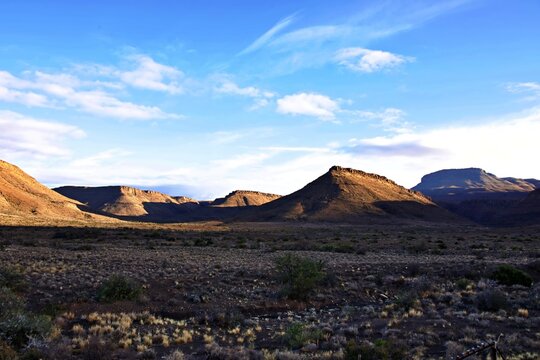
[1,159,539,226]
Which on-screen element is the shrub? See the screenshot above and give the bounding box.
[0,267,27,292]
[275,254,326,300]
[345,339,407,360]
[0,313,52,349]
[456,278,472,290]
[0,287,24,319]
[97,275,142,303]
[476,289,508,312]
[283,323,323,349]
[492,265,533,287]
[0,340,18,360]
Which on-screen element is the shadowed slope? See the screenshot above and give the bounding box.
[54,185,198,218]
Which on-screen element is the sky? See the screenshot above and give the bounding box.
[1,0,539,199]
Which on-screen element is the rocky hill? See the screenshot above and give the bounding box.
[244,166,460,223]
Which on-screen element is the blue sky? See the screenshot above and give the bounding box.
[1,0,539,199]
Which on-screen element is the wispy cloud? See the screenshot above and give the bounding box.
[0,64,181,120]
[213,76,275,110]
[350,108,412,133]
[235,1,472,74]
[238,13,297,55]
[506,82,540,101]
[334,48,413,73]
[0,110,85,158]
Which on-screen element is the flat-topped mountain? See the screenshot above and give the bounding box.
[54,185,198,218]
[0,160,100,221]
[412,168,539,224]
[413,168,537,202]
[211,190,281,207]
[244,166,460,223]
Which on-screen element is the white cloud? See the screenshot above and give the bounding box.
[117,54,183,94]
[334,47,413,73]
[276,92,340,120]
[0,110,85,158]
[0,86,51,107]
[0,69,180,120]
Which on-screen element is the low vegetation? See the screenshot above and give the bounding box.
[275,254,326,300]
[492,264,533,287]
[96,275,143,302]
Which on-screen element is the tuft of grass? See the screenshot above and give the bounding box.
[275,254,326,300]
[492,265,533,287]
[97,275,142,303]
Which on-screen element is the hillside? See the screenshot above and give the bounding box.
[54,185,199,219]
[211,190,281,207]
[0,160,100,221]
[244,166,459,223]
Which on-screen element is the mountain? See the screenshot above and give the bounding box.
[54,185,199,219]
[0,160,101,222]
[243,166,460,223]
[412,168,537,203]
[412,168,540,224]
[499,189,540,226]
[211,190,281,207]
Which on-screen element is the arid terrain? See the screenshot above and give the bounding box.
[1,222,539,359]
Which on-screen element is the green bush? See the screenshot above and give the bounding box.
[283,323,323,349]
[0,313,52,349]
[275,254,326,300]
[97,275,142,302]
[0,267,27,292]
[0,288,24,319]
[492,265,533,287]
[345,339,407,360]
[0,287,52,350]
[456,278,472,290]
